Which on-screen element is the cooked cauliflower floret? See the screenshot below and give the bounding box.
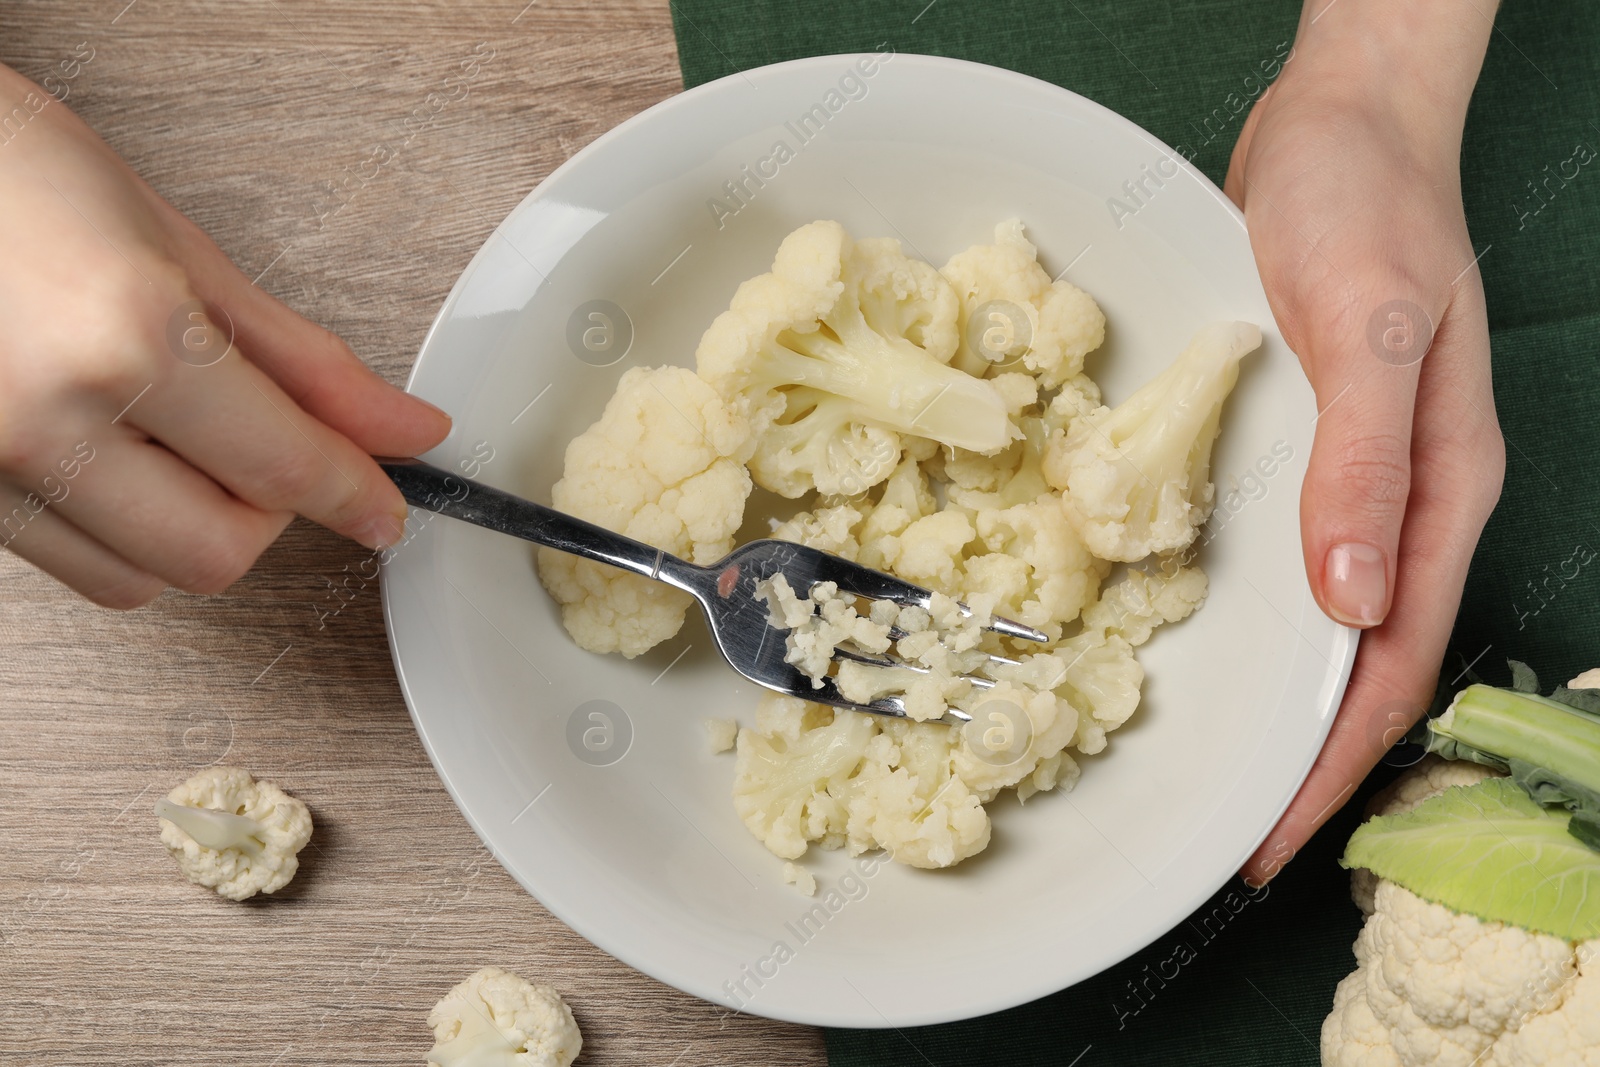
[1079,560,1210,648]
[967,496,1108,636]
[770,501,866,558]
[731,565,1200,868]
[756,576,894,688]
[730,692,994,868]
[846,746,991,868]
[703,717,738,754]
[777,441,1109,650]
[154,767,313,901]
[952,680,1080,799]
[427,966,581,1067]
[774,582,994,722]
[537,365,753,658]
[781,861,817,896]
[1328,757,1600,1067]
[835,656,977,724]
[695,220,1015,497]
[940,219,1107,388]
[938,417,1111,636]
[732,695,875,858]
[1045,321,1260,561]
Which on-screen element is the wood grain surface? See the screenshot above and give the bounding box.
[0,3,825,1063]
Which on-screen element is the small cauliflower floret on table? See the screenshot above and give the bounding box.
[940,218,1107,388]
[427,966,581,1067]
[694,218,1015,497]
[1326,757,1600,1067]
[154,766,312,901]
[1045,321,1261,562]
[536,365,753,659]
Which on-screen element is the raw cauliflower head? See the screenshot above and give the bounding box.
[536,365,753,658]
[1045,321,1260,562]
[1327,756,1600,1067]
[940,219,1107,388]
[427,966,581,1067]
[694,219,1014,497]
[155,767,312,901]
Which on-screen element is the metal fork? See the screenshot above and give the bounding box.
[380,459,1048,725]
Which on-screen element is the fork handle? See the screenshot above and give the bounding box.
[378,458,686,584]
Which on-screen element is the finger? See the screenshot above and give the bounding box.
[1240,279,1501,885]
[1257,203,1463,630]
[49,430,294,595]
[1297,347,1418,629]
[131,328,409,550]
[0,483,165,608]
[156,204,451,455]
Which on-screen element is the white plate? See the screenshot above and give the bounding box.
[382,53,1355,1028]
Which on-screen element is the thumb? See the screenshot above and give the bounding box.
[1296,281,1445,628]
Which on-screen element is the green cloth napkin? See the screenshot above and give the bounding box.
[669,2,1600,1062]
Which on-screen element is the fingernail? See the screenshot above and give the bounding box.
[358,512,407,551]
[1324,542,1388,626]
[414,395,452,424]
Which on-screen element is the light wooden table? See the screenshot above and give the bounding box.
[0,3,824,1063]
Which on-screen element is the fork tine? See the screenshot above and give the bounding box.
[830,645,1002,690]
[836,637,1020,673]
[830,645,898,669]
[793,548,1050,644]
[975,613,1050,644]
